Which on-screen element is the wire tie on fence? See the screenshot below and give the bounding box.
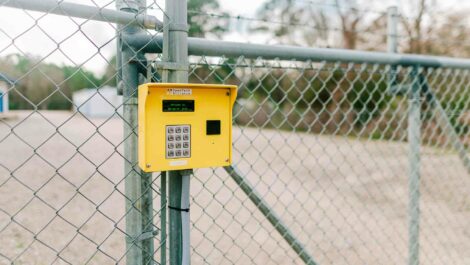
[138,230,159,241]
[168,205,190,212]
[125,229,159,243]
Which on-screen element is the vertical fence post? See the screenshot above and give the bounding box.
[387,6,398,90]
[161,172,167,265]
[408,67,421,265]
[162,1,191,264]
[387,6,398,54]
[118,0,155,264]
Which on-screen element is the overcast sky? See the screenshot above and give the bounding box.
[0,0,270,74]
[0,0,468,74]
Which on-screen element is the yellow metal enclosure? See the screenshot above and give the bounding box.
[138,83,237,172]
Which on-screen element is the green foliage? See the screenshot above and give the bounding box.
[350,73,389,125]
[0,0,227,110]
[100,55,118,87]
[62,66,101,92]
[188,0,229,38]
[252,0,328,46]
[0,53,108,110]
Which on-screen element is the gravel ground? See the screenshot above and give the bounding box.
[1,111,470,265]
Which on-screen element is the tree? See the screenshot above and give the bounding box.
[62,66,102,92]
[400,0,432,54]
[187,0,230,38]
[399,0,470,57]
[427,11,470,57]
[253,0,330,46]
[254,0,386,49]
[0,54,105,110]
[100,55,118,87]
[251,0,393,133]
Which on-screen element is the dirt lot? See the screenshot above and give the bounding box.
[1,111,470,265]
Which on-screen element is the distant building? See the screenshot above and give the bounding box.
[0,73,15,114]
[72,86,122,118]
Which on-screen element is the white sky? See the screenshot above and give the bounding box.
[0,0,469,75]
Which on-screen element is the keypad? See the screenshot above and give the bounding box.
[166,125,191,159]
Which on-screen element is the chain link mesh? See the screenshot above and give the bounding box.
[184,57,470,264]
[1,1,470,265]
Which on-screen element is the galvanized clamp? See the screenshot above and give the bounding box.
[168,23,188,32]
[155,62,189,72]
[388,84,411,95]
[125,229,159,243]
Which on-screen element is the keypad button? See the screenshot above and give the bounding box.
[166,125,190,159]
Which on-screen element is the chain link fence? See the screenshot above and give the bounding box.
[186,58,470,264]
[1,1,470,265]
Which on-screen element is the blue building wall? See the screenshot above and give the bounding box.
[0,92,3,112]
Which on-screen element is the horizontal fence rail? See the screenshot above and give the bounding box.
[1,0,163,30]
[125,34,470,69]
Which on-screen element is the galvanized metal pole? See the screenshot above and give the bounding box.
[168,170,191,265]
[424,87,470,173]
[124,34,470,69]
[122,37,144,265]
[387,6,398,90]
[118,1,155,264]
[3,0,162,30]
[408,68,421,265]
[116,30,123,95]
[162,0,191,264]
[224,166,318,265]
[387,6,398,54]
[161,172,167,265]
[141,161,156,265]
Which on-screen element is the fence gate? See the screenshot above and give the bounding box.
[1,1,470,265]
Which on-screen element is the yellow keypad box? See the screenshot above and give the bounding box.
[138,83,237,172]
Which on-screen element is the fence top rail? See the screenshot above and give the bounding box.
[4,0,470,69]
[1,0,163,30]
[125,34,470,70]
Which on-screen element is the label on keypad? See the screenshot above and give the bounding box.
[166,125,191,159]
